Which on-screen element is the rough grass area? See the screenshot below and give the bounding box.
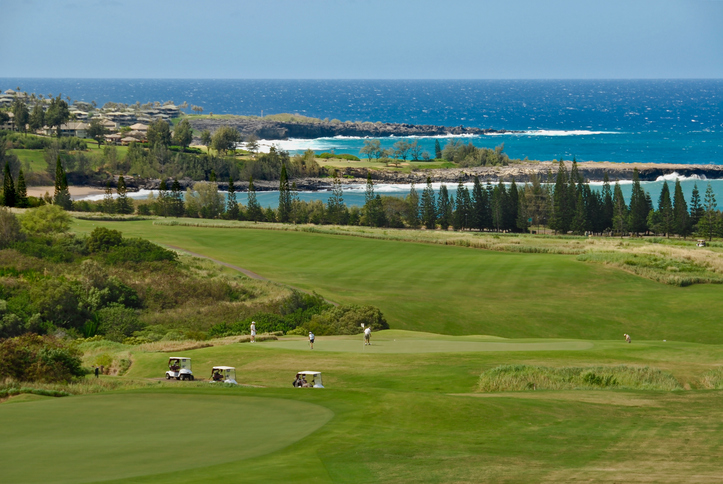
[699,367,723,389]
[477,364,682,392]
[577,251,723,286]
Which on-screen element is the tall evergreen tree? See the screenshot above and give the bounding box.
[420,177,437,229]
[102,182,115,214]
[491,182,507,232]
[507,178,519,231]
[327,174,345,225]
[672,179,689,238]
[698,183,718,241]
[485,180,495,230]
[471,176,487,231]
[53,156,72,209]
[437,184,452,230]
[116,176,133,214]
[226,176,240,220]
[278,164,291,223]
[434,139,442,160]
[156,179,169,217]
[2,161,16,207]
[15,168,27,208]
[246,176,263,222]
[571,191,587,234]
[628,169,648,235]
[550,159,570,233]
[612,181,628,236]
[657,181,674,236]
[170,178,185,217]
[601,173,614,231]
[689,183,703,228]
[405,182,420,228]
[362,173,382,227]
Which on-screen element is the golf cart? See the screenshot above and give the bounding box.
[295,371,324,388]
[210,366,237,384]
[165,357,194,381]
[697,239,707,247]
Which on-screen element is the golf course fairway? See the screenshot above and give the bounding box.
[72,219,723,343]
[0,393,332,484]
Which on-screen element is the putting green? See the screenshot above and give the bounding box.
[262,336,593,353]
[0,392,333,484]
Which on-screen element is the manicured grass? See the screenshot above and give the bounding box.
[9,148,46,172]
[0,392,331,484]
[4,334,723,483]
[72,219,723,343]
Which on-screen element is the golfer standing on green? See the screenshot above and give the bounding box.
[364,326,371,346]
[309,331,315,350]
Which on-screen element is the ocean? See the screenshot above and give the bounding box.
[3,78,722,206]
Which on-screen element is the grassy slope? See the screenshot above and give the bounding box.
[72,219,723,343]
[3,335,723,483]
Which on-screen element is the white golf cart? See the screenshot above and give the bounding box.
[210,366,238,384]
[165,357,194,381]
[295,371,324,388]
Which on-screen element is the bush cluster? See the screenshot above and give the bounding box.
[0,334,87,383]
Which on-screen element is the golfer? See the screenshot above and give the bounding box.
[250,321,256,343]
[309,331,315,350]
[364,326,371,345]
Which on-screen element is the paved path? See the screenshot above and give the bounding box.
[165,245,338,306]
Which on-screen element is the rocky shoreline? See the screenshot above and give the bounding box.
[116,161,723,193]
[189,117,517,140]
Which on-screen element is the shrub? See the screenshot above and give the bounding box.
[303,304,388,336]
[0,334,86,383]
[96,303,144,342]
[97,238,177,265]
[318,152,360,161]
[0,208,24,248]
[87,227,123,252]
[20,205,72,235]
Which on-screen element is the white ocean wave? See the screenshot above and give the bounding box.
[81,189,158,201]
[654,172,706,182]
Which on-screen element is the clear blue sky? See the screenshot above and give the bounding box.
[1,0,722,79]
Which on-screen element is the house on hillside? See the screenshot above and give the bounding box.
[44,121,89,137]
[0,112,13,130]
[129,123,149,133]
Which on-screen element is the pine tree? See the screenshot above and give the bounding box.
[571,191,587,234]
[278,164,292,223]
[672,179,689,238]
[362,173,382,227]
[689,183,703,228]
[698,183,718,241]
[170,178,185,217]
[247,176,263,222]
[601,173,614,230]
[327,174,345,225]
[507,178,519,231]
[437,184,451,230]
[434,139,442,160]
[550,159,570,234]
[420,177,436,229]
[485,180,495,230]
[102,181,115,214]
[657,181,674,237]
[405,182,420,228]
[2,162,16,207]
[612,181,628,237]
[471,176,486,231]
[628,169,648,235]
[53,156,72,209]
[15,168,27,208]
[226,176,240,220]
[157,179,169,217]
[490,183,506,231]
[116,175,133,214]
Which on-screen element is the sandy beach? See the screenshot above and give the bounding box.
[27,186,106,201]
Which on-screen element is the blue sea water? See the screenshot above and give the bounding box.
[2,79,722,165]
